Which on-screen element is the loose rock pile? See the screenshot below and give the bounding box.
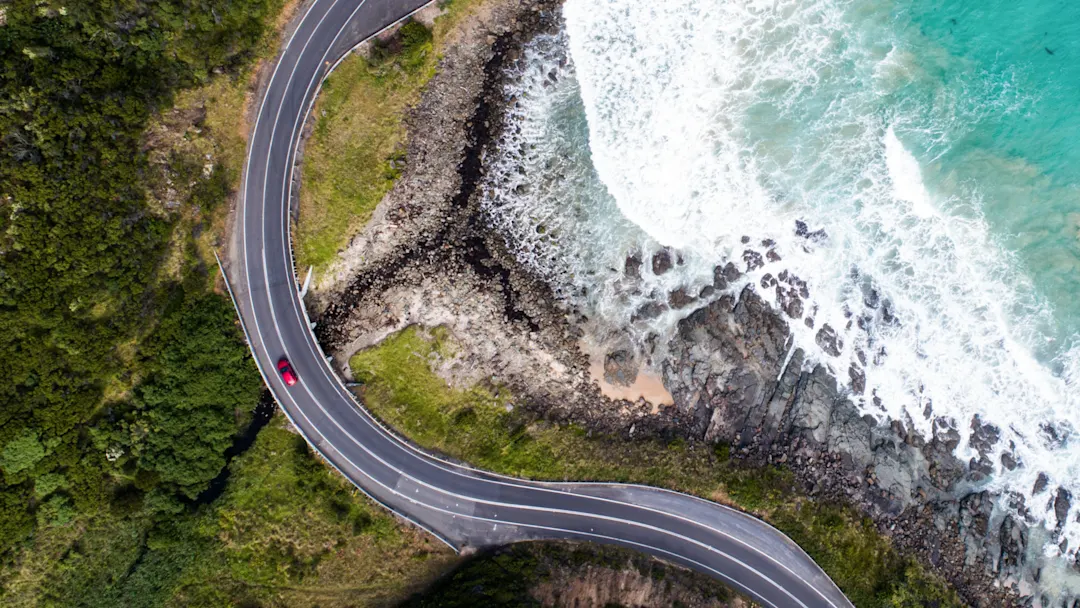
[663,278,1054,606]
[305,1,1079,605]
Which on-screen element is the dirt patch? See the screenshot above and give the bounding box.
[529,547,753,608]
[303,1,1024,605]
[584,344,673,409]
[402,541,753,607]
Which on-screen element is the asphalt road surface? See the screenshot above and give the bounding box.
[227,1,856,606]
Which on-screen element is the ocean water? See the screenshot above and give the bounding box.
[482,0,1080,582]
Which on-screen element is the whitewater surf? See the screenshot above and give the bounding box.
[484,0,1080,597]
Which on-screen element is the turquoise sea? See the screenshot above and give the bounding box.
[902,0,1080,341]
[482,0,1080,583]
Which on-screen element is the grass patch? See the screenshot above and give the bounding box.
[351,327,964,608]
[186,417,457,607]
[2,416,456,608]
[295,0,485,271]
[146,69,261,289]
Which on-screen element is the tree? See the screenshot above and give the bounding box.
[1,431,45,479]
[0,0,277,549]
[134,293,262,498]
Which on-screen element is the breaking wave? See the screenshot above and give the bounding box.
[483,0,1080,580]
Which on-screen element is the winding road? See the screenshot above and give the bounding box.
[224,0,856,606]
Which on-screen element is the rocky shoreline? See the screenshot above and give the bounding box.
[666,282,1026,606]
[312,0,675,433]
[305,1,1072,606]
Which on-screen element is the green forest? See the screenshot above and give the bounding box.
[0,0,276,580]
[0,0,969,606]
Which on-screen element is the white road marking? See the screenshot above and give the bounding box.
[254,404,791,608]
[272,340,811,608]
[235,2,852,608]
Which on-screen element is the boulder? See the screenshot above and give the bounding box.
[632,301,666,322]
[668,288,696,310]
[1056,488,1072,529]
[815,324,843,356]
[652,248,673,275]
[603,349,638,387]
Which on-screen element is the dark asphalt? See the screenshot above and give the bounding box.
[227,1,856,606]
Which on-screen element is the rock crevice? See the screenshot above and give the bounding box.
[665,285,1037,606]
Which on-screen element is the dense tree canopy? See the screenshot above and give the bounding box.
[132,293,262,497]
[0,0,276,554]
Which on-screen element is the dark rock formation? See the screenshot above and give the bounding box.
[741,249,764,272]
[815,324,843,356]
[1035,473,1050,495]
[1056,489,1072,529]
[632,301,666,322]
[1001,451,1018,471]
[794,219,828,242]
[668,287,696,310]
[713,262,740,290]
[604,349,639,387]
[652,248,674,276]
[664,286,1028,606]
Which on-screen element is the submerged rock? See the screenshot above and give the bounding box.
[713,262,741,290]
[1056,488,1072,529]
[970,415,1001,457]
[652,248,673,275]
[603,349,638,387]
[815,324,843,356]
[663,286,1031,606]
[741,249,764,272]
[1034,472,1050,495]
[668,287,696,310]
[848,364,865,395]
[777,285,803,319]
[794,219,828,242]
[632,301,666,322]
[1001,451,1018,471]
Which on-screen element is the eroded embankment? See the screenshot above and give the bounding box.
[301,2,1046,606]
[309,0,685,434]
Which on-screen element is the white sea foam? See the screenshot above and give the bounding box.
[480,0,1080,584]
[884,126,936,218]
[547,0,1080,563]
[481,31,719,355]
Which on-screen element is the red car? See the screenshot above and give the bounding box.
[277,357,298,386]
